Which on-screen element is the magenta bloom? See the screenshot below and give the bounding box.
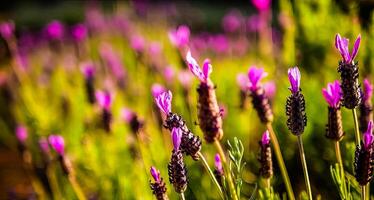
[155,90,172,115]
[48,135,65,156]
[261,130,271,146]
[99,43,125,80]
[45,20,64,40]
[171,127,182,151]
[150,166,161,182]
[168,25,190,48]
[236,73,249,91]
[335,33,361,64]
[0,21,14,40]
[288,67,301,93]
[151,83,166,98]
[263,81,276,100]
[16,125,27,144]
[80,62,95,79]
[322,80,342,108]
[214,154,223,174]
[130,35,145,53]
[71,24,87,42]
[149,42,162,57]
[186,51,212,83]
[209,34,229,54]
[178,70,193,89]
[247,66,267,91]
[363,121,374,150]
[252,0,271,12]
[222,10,242,33]
[121,107,134,123]
[163,66,175,83]
[39,137,50,153]
[363,79,373,102]
[95,90,113,110]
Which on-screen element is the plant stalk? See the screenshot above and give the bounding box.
[352,108,361,147]
[213,140,239,200]
[334,141,347,196]
[362,185,366,200]
[197,152,225,200]
[180,192,186,200]
[68,175,86,200]
[297,135,312,200]
[266,123,295,200]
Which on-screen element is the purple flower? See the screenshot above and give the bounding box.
[150,166,161,182]
[171,127,182,151]
[80,62,95,79]
[149,42,162,57]
[186,51,212,83]
[363,79,373,102]
[155,90,172,115]
[208,34,229,54]
[0,21,14,40]
[236,73,249,91]
[16,125,27,144]
[95,90,113,110]
[322,80,342,108]
[71,24,87,42]
[335,33,361,64]
[222,10,242,33]
[130,35,145,53]
[288,67,301,93]
[45,20,64,40]
[178,70,193,89]
[39,137,50,153]
[252,0,271,12]
[99,43,125,80]
[247,66,268,91]
[48,135,65,156]
[151,83,166,98]
[214,154,223,174]
[263,81,276,100]
[121,107,134,123]
[363,121,374,150]
[261,130,270,146]
[168,25,190,48]
[163,66,175,83]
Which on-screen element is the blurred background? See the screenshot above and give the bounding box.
[0,0,374,199]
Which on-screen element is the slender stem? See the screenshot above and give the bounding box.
[180,192,186,200]
[362,185,366,200]
[297,135,312,200]
[68,175,86,200]
[264,178,271,189]
[352,108,361,147]
[266,123,295,200]
[197,152,225,200]
[335,141,347,196]
[47,164,62,200]
[366,184,370,200]
[213,140,239,200]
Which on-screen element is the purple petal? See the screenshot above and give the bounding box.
[48,135,65,156]
[95,91,112,110]
[130,35,145,53]
[363,79,373,102]
[248,66,267,91]
[16,125,28,144]
[287,67,300,93]
[350,34,361,63]
[168,25,190,48]
[121,108,134,123]
[71,24,87,42]
[151,83,166,98]
[322,80,341,108]
[340,37,350,62]
[236,73,249,91]
[171,127,182,151]
[202,59,212,81]
[150,166,161,182]
[155,90,172,114]
[186,51,205,82]
[363,121,374,150]
[261,130,270,146]
[80,62,95,79]
[334,34,340,50]
[214,154,223,174]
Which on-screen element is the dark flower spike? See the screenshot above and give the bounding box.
[247,66,274,123]
[360,79,374,132]
[150,166,169,200]
[335,34,361,64]
[286,67,307,135]
[354,121,374,185]
[258,130,273,179]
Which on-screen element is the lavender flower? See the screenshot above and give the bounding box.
[81,62,96,104]
[48,135,65,156]
[45,20,64,40]
[99,43,126,85]
[214,153,224,186]
[121,108,144,134]
[172,127,182,151]
[259,130,273,179]
[263,81,276,100]
[0,21,14,40]
[168,25,190,48]
[168,127,187,193]
[163,66,175,84]
[16,125,27,144]
[151,83,166,99]
[131,35,145,54]
[186,51,223,143]
[335,34,362,109]
[178,70,193,90]
[252,0,271,12]
[96,90,113,132]
[354,121,374,185]
[150,167,169,200]
[286,67,307,135]
[39,137,50,154]
[247,66,273,123]
[155,90,172,115]
[360,79,373,132]
[322,81,344,141]
[71,24,87,42]
[222,10,242,33]
[261,130,270,146]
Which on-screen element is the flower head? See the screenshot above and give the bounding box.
[252,0,271,12]
[168,25,190,48]
[363,79,373,102]
[16,125,27,144]
[214,154,223,174]
[322,80,342,108]
[171,127,182,151]
[261,130,270,146]
[163,66,175,83]
[71,24,87,42]
[48,135,65,156]
[151,83,166,98]
[288,67,301,93]
[155,90,172,115]
[80,62,95,79]
[186,51,212,83]
[237,73,249,91]
[0,21,14,40]
[247,66,267,91]
[222,10,242,33]
[335,33,361,64]
[363,121,374,150]
[39,137,50,153]
[149,42,162,57]
[121,107,135,123]
[130,35,145,53]
[45,20,64,40]
[150,166,161,182]
[95,90,113,110]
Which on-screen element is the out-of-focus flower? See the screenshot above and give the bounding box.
[151,83,166,98]
[363,79,373,103]
[214,154,223,174]
[96,90,113,110]
[39,137,50,153]
[178,70,193,89]
[48,135,65,156]
[45,20,65,40]
[222,10,243,33]
[131,35,146,53]
[186,51,212,83]
[81,62,95,79]
[237,73,249,91]
[121,107,135,124]
[155,90,172,115]
[263,81,276,100]
[247,66,267,92]
[71,24,87,42]
[322,81,342,109]
[247,15,265,32]
[16,125,27,144]
[168,25,190,48]
[288,67,300,94]
[163,66,175,83]
[99,43,126,81]
[252,0,271,12]
[261,130,270,146]
[209,34,229,54]
[0,21,14,40]
[335,33,361,64]
[149,42,162,57]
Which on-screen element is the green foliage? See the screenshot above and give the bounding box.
[228,137,246,199]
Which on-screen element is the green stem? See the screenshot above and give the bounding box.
[266,123,295,200]
[335,141,347,197]
[197,152,225,200]
[362,185,366,200]
[68,175,86,200]
[180,192,186,200]
[352,108,361,147]
[297,135,312,200]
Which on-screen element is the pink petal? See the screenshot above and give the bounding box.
[351,34,361,62]
[202,59,212,81]
[186,51,204,82]
[364,121,374,149]
[261,130,270,146]
[150,166,161,182]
